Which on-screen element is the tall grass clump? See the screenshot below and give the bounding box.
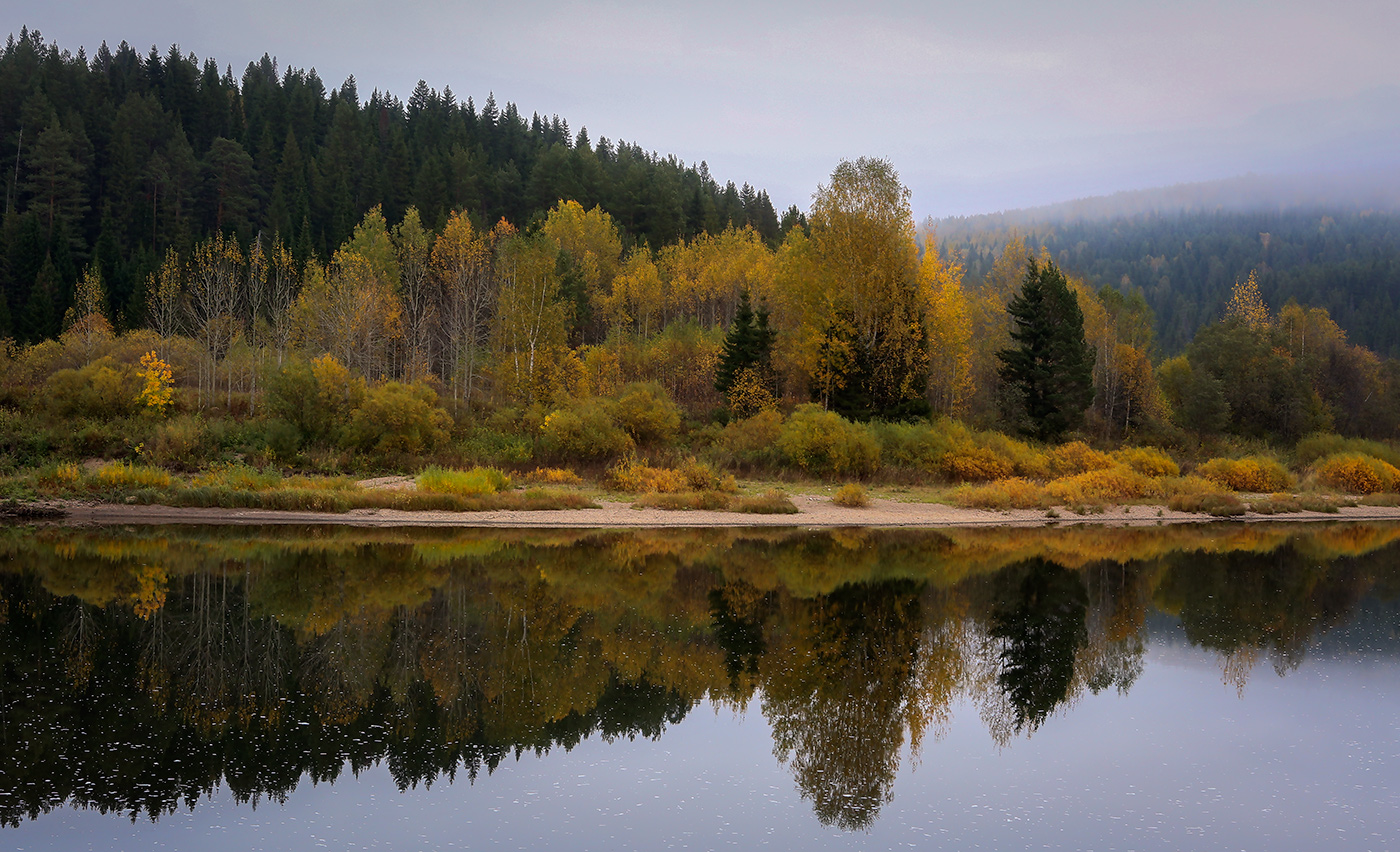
[96,461,173,490]
[417,466,512,496]
[832,483,870,508]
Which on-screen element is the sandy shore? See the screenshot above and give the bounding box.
[40,496,1400,529]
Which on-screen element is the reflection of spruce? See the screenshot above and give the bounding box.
[989,559,1088,734]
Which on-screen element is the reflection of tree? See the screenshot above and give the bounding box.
[709,580,773,704]
[989,560,1087,736]
[1153,548,1372,692]
[763,580,922,830]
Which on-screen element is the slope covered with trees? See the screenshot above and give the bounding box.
[938,208,1400,356]
[0,28,788,342]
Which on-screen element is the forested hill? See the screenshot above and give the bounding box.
[0,28,786,342]
[938,208,1400,357]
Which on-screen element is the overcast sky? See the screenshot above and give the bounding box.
[8,1,1400,219]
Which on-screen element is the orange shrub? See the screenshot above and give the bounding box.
[1048,441,1115,477]
[1312,453,1400,494]
[1197,456,1294,492]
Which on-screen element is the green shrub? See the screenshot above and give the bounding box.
[144,415,212,470]
[44,357,141,419]
[539,399,633,461]
[417,465,512,496]
[609,382,682,445]
[776,405,880,478]
[342,381,451,459]
[716,410,784,467]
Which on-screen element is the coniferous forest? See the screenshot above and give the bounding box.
[6,26,1400,519]
[0,28,785,340]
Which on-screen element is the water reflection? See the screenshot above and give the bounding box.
[1,522,1399,830]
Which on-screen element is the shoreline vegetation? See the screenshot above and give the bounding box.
[6,35,1400,521]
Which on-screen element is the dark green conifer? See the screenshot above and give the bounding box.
[715,291,775,395]
[997,258,1096,441]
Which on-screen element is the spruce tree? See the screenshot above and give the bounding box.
[997,258,1095,441]
[715,290,775,395]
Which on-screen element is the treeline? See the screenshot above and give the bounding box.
[7,154,1400,485]
[0,28,788,342]
[938,208,1400,355]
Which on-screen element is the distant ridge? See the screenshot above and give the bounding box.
[936,168,1400,234]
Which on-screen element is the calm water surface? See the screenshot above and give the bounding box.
[1,522,1398,850]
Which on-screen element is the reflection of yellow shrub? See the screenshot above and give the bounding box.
[954,478,1049,509]
[1312,453,1400,494]
[1197,456,1294,492]
[941,446,1014,482]
[1046,467,1158,504]
[1113,446,1180,477]
[1049,441,1114,476]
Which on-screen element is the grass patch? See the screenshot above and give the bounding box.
[417,465,511,496]
[1168,491,1246,516]
[1360,492,1400,507]
[96,461,173,490]
[632,490,733,511]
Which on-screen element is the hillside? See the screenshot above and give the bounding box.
[0,28,786,341]
[938,203,1400,356]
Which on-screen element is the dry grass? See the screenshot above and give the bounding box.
[632,491,733,511]
[732,489,800,514]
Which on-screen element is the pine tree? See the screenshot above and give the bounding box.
[997,258,1095,441]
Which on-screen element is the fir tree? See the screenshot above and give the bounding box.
[997,258,1095,441]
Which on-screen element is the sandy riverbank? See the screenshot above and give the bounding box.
[37,495,1400,528]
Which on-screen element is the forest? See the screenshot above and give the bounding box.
[6,27,1400,516]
